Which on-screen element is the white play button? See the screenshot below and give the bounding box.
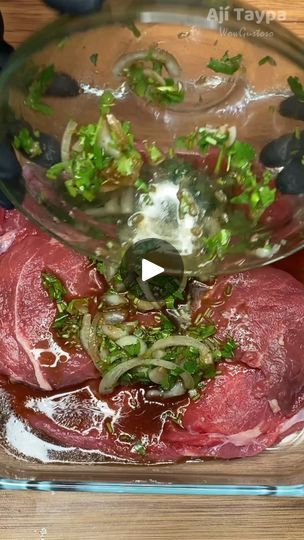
[141,258,164,282]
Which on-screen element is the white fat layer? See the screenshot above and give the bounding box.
[14,252,52,391]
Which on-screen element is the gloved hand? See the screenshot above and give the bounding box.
[0,0,103,209]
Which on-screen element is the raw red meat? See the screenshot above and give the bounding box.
[1,209,304,461]
[6,363,304,462]
[0,209,101,391]
[200,268,304,416]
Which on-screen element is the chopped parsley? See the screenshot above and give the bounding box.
[207,51,243,75]
[203,229,232,261]
[133,314,176,347]
[42,272,88,345]
[230,169,276,221]
[132,441,147,456]
[127,64,184,105]
[122,49,185,105]
[146,143,165,164]
[258,55,277,66]
[189,325,216,340]
[46,91,143,202]
[287,76,304,101]
[175,128,276,259]
[13,128,42,158]
[126,22,141,38]
[175,126,230,153]
[24,64,55,115]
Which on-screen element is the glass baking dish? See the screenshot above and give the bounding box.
[0,0,304,495]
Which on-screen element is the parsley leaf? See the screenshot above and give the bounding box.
[189,325,217,340]
[146,143,165,164]
[25,64,55,115]
[258,55,277,66]
[126,22,141,38]
[287,76,304,101]
[208,51,243,75]
[13,128,42,158]
[90,53,99,66]
[228,141,256,169]
[46,91,142,202]
[42,272,88,346]
[203,229,232,261]
[125,61,184,105]
[123,341,141,357]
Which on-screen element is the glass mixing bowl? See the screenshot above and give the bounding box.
[1,0,304,280]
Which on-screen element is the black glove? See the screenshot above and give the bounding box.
[0,0,103,209]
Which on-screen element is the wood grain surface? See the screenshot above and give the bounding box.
[1,1,304,539]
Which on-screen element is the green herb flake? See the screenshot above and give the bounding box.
[58,37,68,50]
[46,162,66,180]
[288,76,304,102]
[126,22,141,38]
[25,64,55,116]
[207,51,243,75]
[229,141,256,170]
[294,127,301,140]
[224,284,233,297]
[146,143,165,164]
[268,105,277,113]
[90,53,99,66]
[42,271,87,346]
[258,56,277,66]
[132,441,147,456]
[99,91,115,115]
[203,229,232,261]
[123,341,141,357]
[190,325,217,340]
[13,128,42,158]
[135,178,150,194]
[125,63,185,105]
[42,272,67,302]
[105,421,114,434]
[221,337,238,359]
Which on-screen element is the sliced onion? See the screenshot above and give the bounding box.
[153,350,165,359]
[103,292,128,307]
[98,121,121,158]
[116,335,147,355]
[99,358,178,394]
[80,313,92,353]
[146,381,185,399]
[113,50,153,76]
[132,298,161,312]
[142,68,166,86]
[103,310,127,324]
[61,120,78,162]
[204,216,221,236]
[148,366,167,385]
[88,312,103,367]
[106,114,128,147]
[113,48,181,78]
[148,336,213,365]
[180,371,195,390]
[226,126,237,147]
[152,49,182,77]
[101,324,128,341]
[122,187,135,215]
[85,198,121,217]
